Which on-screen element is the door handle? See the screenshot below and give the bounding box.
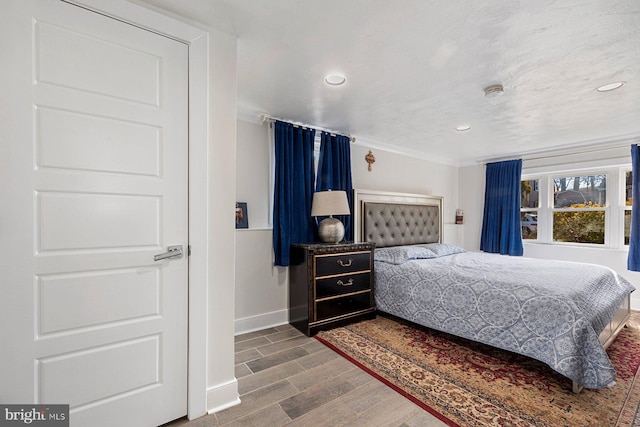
[154,245,183,261]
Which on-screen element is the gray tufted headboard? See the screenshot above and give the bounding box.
[353,189,443,248]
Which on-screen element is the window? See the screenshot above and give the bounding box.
[626,170,632,245]
[521,168,629,248]
[552,175,606,244]
[520,179,538,240]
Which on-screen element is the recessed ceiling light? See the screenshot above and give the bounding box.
[456,125,471,132]
[595,81,625,92]
[325,74,346,86]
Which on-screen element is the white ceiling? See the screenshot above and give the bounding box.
[135,0,640,165]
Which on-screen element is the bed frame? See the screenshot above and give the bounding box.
[353,188,631,392]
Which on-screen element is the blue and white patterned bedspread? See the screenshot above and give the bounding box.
[374,245,635,388]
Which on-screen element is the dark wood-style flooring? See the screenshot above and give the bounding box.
[164,322,447,426]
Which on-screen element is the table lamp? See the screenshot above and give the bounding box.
[311,190,350,243]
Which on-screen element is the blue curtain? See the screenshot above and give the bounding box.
[273,121,316,266]
[628,145,640,270]
[480,159,524,256]
[316,131,354,241]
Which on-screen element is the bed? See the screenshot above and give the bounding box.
[353,189,635,392]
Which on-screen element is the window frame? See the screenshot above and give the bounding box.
[520,179,539,241]
[551,173,608,246]
[624,168,633,246]
[521,167,628,249]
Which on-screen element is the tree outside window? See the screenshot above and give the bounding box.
[552,175,606,244]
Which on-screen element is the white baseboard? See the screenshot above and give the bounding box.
[206,378,240,414]
[235,309,289,335]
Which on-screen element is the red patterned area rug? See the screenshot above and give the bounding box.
[315,313,640,427]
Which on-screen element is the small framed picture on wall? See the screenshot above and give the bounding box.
[235,202,248,229]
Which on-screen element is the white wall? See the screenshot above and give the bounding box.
[350,144,465,246]
[234,121,462,333]
[235,121,288,333]
[205,28,239,413]
[350,145,459,222]
[236,120,271,228]
[459,164,485,251]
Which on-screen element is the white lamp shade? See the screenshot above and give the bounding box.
[311,190,350,217]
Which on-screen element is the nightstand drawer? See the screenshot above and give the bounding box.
[316,272,371,299]
[315,292,372,321]
[315,251,371,277]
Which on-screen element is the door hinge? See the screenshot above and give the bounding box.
[188,245,192,256]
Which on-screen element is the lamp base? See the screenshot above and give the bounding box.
[318,217,345,244]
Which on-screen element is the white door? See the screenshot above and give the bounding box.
[1,1,188,426]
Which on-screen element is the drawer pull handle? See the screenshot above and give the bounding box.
[337,259,353,267]
[337,278,354,287]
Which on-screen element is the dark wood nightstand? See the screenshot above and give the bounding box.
[289,242,375,336]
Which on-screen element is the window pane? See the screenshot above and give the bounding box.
[553,175,606,208]
[521,179,538,208]
[625,210,632,245]
[553,211,604,244]
[626,171,633,206]
[628,171,633,246]
[521,211,537,240]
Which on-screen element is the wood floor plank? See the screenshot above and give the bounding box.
[238,360,305,395]
[295,347,340,370]
[265,328,305,343]
[256,335,312,356]
[402,410,450,427]
[215,380,297,425]
[245,347,309,373]
[340,377,392,414]
[352,388,424,427]
[235,348,262,365]
[222,404,290,427]
[335,363,376,388]
[234,336,272,353]
[287,357,354,392]
[279,376,356,419]
[235,328,279,343]
[165,323,448,427]
[301,339,327,354]
[234,363,252,379]
[283,397,359,427]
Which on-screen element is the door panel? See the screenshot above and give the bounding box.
[37,268,159,335]
[38,336,161,408]
[36,20,160,105]
[38,192,160,250]
[37,107,161,176]
[2,1,189,426]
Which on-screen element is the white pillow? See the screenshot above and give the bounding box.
[418,243,465,256]
[374,245,437,264]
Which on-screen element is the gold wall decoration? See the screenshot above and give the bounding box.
[365,150,376,171]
